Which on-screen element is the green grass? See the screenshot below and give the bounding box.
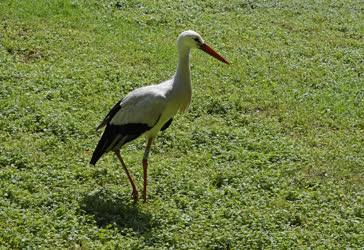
[0,0,363,248]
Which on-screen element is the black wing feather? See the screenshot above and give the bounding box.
[90,123,151,165]
[96,100,122,131]
[161,118,173,131]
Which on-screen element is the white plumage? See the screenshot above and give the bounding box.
[90,30,229,202]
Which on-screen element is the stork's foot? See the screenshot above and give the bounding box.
[131,189,139,202]
[142,192,147,203]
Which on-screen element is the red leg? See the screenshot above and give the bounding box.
[142,159,148,202]
[114,150,138,202]
[142,138,153,202]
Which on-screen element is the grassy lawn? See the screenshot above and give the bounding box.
[0,0,363,248]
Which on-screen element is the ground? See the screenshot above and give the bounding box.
[0,0,363,249]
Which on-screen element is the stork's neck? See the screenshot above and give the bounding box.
[174,46,191,84]
[172,46,192,112]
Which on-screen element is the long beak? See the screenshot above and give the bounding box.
[199,43,229,64]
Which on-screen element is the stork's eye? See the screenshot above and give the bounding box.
[193,38,200,43]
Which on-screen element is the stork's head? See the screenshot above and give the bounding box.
[177,30,229,64]
[177,30,204,49]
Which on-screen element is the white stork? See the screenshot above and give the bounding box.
[90,30,229,202]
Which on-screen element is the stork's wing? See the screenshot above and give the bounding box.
[111,91,166,127]
[90,86,168,165]
[96,85,168,130]
[96,100,122,131]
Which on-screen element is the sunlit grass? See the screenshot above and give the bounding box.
[0,0,363,248]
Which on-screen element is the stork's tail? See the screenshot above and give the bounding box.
[90,128,113,165]
[90,123,151,165]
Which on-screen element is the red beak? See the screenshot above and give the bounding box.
[199,43,229,64]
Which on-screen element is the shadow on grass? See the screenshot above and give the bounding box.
[80,188,153,234]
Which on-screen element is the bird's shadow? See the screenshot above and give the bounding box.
[80,188,153,234]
